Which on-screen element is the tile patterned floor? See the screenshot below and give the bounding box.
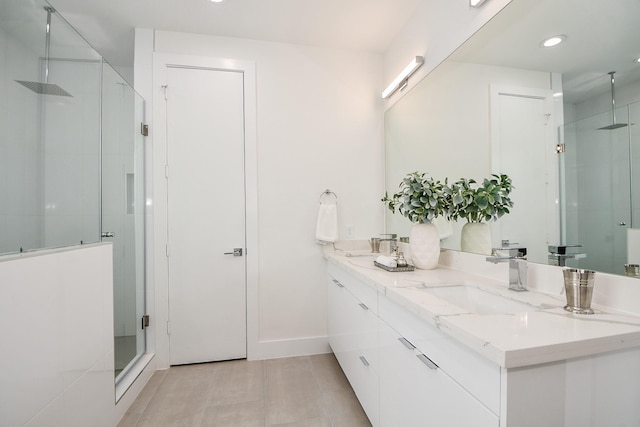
[117,354,372,427]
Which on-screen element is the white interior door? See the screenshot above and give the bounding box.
[166,66,246,365]
[490,86,557,263]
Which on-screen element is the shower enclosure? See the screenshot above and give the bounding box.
[0,0,147,388]
[561,101,640,275]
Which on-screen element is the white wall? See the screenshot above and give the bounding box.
[137,30,386,365]
[0,244,115,427]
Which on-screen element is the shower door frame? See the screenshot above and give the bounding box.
[99,62,148,390]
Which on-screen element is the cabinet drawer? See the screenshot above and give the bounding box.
[349,353,379,427]
[379,319,498,427]
[327,277,351,357]
[327,275,380,427]
[328,264,377,313]
[327,275,379,371]
[379,294,500,415]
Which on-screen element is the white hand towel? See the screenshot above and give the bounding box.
[376,255,397,268]
[628,228,640,264]
[316,203,338,244]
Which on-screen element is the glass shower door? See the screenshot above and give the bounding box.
[562,107,631,275]
[101,63,146,381]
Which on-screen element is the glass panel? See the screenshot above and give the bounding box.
[2,0,148,392]
[101,63,146,381]
[133,91,146,363]
[630,101,640,228]
[0,0,101,255]
[562,107,631,275]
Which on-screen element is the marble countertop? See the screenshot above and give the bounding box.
[325,250,640,369]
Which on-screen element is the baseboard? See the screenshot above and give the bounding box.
[250,335,331,360]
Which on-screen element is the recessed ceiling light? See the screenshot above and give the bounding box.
[209,0,224,3]
[635,57,640,64]
[541,35,566,48]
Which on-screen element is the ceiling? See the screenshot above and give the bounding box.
[42,0,640,103]
[47,0,420,70]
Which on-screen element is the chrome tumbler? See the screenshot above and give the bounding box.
[625,264,640,277]
[563,268,595,315]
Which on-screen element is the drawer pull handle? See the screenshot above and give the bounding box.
[359,356,370,367]
[358,303,369,311]
[398,337,415,350]
[417,354,438,370]
[333,279,344,288]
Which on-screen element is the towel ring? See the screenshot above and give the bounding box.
[319,189,338,204]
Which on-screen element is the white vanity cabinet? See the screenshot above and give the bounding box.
[327,256,640,427]
[378,320,499,427]
[378,293,501,418]
[327,267,380,426]
[328,263,498,427]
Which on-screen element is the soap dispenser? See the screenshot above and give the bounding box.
[396,251,408,267]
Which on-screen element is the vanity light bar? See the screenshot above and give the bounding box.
[381,56,424,99]
[470,0,488,7]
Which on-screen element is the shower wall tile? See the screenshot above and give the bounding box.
[0,244,114,427]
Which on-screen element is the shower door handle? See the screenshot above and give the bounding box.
[619,222,627,226]
[101,231,115,238]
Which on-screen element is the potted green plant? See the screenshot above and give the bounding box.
[382,172,447,269]
[445,174,514,254]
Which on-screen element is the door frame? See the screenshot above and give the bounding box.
[153,53,258,367]
[489,85,558,256]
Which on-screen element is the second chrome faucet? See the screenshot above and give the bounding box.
[486,247,528,292]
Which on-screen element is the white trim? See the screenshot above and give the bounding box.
[251,336,331,361]
[114,353,155,416]
[152,53,259,367]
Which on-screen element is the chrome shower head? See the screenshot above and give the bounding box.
[15,80,72,97]
[597,122,628,130]
[597,71,625,130]
[15,6,72,97]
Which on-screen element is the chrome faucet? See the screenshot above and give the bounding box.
[548,245,585,267]
[379,233,398,254]
[486,247,528,292]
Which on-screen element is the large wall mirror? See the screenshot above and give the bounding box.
[385,0,640,276]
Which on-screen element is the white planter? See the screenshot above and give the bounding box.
[409,223,440,269]
[461,222,492,255]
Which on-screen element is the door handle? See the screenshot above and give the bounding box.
[101,231,115,238]
[224,248,243,256]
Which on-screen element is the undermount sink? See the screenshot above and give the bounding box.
[418,284,539,315]
[345,255,378,268]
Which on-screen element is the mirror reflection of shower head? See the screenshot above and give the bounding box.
[14,6,72,97]
[597,71,626,130]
